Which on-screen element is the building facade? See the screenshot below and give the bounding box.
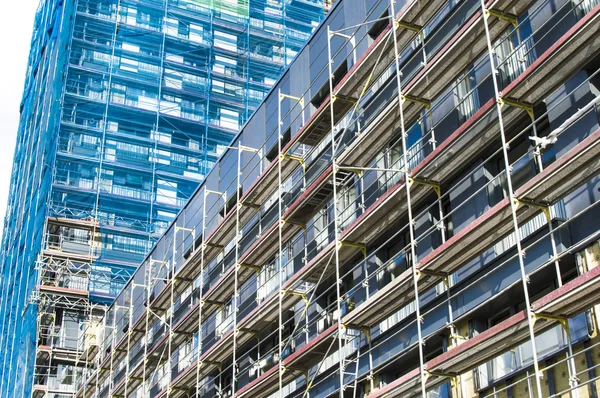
[0,0,325,396]
[73,0,600,396]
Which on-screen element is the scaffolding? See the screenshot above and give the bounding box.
[0,0,325,395]
[74,0,600,395]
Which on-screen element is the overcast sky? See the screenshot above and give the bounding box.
[0,0,39,237]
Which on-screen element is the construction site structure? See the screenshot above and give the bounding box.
[69,0,600,395]
[0,0,326,396]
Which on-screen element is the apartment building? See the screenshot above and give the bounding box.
[0,0,325,396]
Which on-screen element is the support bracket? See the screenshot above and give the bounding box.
[281,218,306,230]
[174,331,194,337]
[426,370,459,378]
[237,328,259,337]
[418,268,449,278]
[409,177,441,197]
[201,299,224,308]
[284,289,308,301]
[344,324,372,341]
[238,263,261,273]
[281,153,306,172]
[514,198,552,222]
[395,19,423,32]
[242,202,261,210]
[200,360,222,370]
[239,145,261,153]
[285,365,308,374]
[533,312,570,334]
[335,166,363,177]
[338,240,367,258]
[402,94,431,109]
[205,189,226,197]
[331,31,353,40]
[332,94,357,104]
[449,333,467,341]
[485,8,519,28]
[499,97,534,119]
[279,93,304,106]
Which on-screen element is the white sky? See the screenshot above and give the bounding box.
[0,0,39,237]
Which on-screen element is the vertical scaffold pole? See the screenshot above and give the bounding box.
[277,88,285,398]
[528,107,578,396]
[95,308,109,396]
[389,0,428,395]
[166,228,177,398]
[80,314,90,397]
[562,323,579,398]
[527,113,578,396]
[480,2,543,396]
[195,189,208,397]
[124,282,135,396]
[142,259,153,396]
[326,25,346,398]
[232,141,243,397]
[277,88,304,396]
[107,299,118,396]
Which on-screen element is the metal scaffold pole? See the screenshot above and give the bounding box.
[277,88,303,397]
[505,100,580,396]
[389,0,428,396]
[96,308,109,395]
[232,140,245,396]
[107,300,118,396]
[232,146,241,398]
[166,230,177,398]
[326,25,347,398]
[196,188,225,396]
[124,282,135,396]
[146,254,170,397]
[480,1,544,396]
[195,189,208,397]
[79,313,91,397]
[142,259,154,396]
[277,88,285,398]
